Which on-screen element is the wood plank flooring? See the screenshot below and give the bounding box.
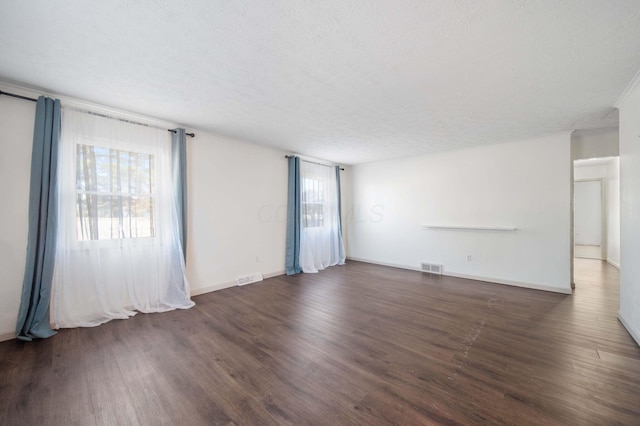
[1,259,639,425]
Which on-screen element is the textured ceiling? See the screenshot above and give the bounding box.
[1,1,639,164]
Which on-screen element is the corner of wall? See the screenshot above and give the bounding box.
[618,67,640,347]
[0,330,16,343]
[618,311,640,346]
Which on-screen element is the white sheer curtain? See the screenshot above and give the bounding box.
[52,108,194,328]
[299,161,345,273]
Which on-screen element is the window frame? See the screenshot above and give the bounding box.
[73,139,160,244]
[301,176,326,229]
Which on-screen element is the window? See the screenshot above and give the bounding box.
[53,108,194,329]
[302,178,324,228]
[293,159,346,274]
[75,144,155,241]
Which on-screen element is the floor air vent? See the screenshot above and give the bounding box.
[421,262,442,275]
[237,272,263,286]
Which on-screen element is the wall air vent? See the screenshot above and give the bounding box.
[237,272,263,286]
[421,262,442,275]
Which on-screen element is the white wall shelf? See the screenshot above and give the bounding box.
[422,225,517,231]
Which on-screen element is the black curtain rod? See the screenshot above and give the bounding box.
[1,89,195,137]
[285,155,344,170]
[170,129,196,137]
[0,89,37,102]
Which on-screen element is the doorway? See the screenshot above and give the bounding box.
[572,156,621,288]
[574,178,605,260]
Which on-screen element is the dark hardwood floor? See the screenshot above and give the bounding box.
[1,259,639,425]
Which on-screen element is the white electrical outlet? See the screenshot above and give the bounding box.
[466,255,472,261]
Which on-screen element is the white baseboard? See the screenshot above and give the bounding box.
[2,325,61,341]
[618,311,640,347]
[190,270,285,297]
[0,330,16,343]
[264,270,286,280]
[347,256,424,273]
[347,257,572,295]
[190,281,236,297]
[607,259,620,269]
[444,271,572,295]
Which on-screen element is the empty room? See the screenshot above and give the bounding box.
[1,1,640,425]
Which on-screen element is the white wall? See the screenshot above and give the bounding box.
[607,157,620,267]
[348,133,572,294]
[0,85,301,339]
[574,163,609,180]
[618,77,640,346]
[572,127,619,160]
[573,180,602,246]
[0,95,35,340]
[339,165,353,255]
[186,132,288,295]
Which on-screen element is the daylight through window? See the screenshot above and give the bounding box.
[76,144,155,240]
[302,177,324,228]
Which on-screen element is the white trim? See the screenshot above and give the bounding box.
[607,259,620,269]
[574,156,618,167]
[290,153,339,168]
[615,68,640,108]
[358,131,574,167]
[0,330,16,343]
[473,130,574,153]
[423,225,517,232]
[189,270,285,297]
[0,81,303,163]
[443,271,572,295]
[347,257,572,294]
[618,311,640,347]
[264,270,286,280]
[347,256,424,273]
[0,81,182,129]
[190,281,236,297]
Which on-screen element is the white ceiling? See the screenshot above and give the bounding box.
[1,1,639,164]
